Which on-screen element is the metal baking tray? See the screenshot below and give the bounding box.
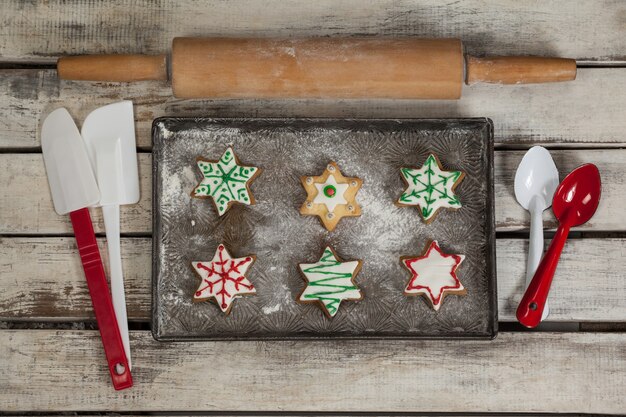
[152,118,496,340]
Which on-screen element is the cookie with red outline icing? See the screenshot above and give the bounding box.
[191,244,257,315]
[401,240,466,311]
[300,162,362,231]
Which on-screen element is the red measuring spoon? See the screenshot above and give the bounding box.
[517,163,601,328]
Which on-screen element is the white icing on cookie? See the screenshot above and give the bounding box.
[191,244,256,313]
[403,241,465,311]
[398,154,463,222]
[299,247,362,317]
[300,162,362,231]
[192,147,259,216]
[313,174,349,213]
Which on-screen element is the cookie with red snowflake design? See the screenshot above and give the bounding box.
[191,244,256,314]
[401,240,466,311]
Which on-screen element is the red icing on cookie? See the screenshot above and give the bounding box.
[402,241,465,310]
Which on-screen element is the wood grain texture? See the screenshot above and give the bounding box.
[1,330,625,413]
[170,37,464,99]
[0,149,623,234]
[0,153,152,234]
[0,238,151,321]
[0,0,624,64]
[57,54,168,81]
[465,56,577,84]
[1,2,624,414]
[2,69,626,149]
[494,149,626,232]
[1,237,624,322]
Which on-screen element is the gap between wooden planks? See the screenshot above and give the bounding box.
[1,330,624,413]
[0,237,624,322]
[0,149,624,235]
[1,68,626,149]
[0,0,624,64]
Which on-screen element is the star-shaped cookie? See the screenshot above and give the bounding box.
[298,246,363,318]
[397,153,464,223]
[300,162,362,231]
[191,147,261,216]
[191,244,257,314]
[401,240,466,311]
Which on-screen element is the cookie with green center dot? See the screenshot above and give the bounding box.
[191,147,261,216]
[300,161,362,231]
[397,153,464,223]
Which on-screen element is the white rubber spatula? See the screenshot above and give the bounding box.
[42,108,132,389]
[81,101,139,369]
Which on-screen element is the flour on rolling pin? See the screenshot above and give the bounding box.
[57,37,577,100]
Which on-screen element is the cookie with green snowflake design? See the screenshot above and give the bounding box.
[191,147,261,216]
[397,153,464,223]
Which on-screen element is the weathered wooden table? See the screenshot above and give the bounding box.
[1,1,625,414]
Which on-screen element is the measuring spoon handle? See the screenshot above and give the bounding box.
[517,223,570,328]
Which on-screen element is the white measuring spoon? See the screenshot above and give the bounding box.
[82,101,139,368]
[514,146,559,321]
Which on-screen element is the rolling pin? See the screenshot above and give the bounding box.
[57,37,577,100]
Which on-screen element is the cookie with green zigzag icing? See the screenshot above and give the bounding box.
[298,246,363,318]
[396,153,464,223]
[191,147,261,216]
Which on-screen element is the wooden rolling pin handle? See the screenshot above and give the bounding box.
[465,56,577,85]
[57,54,168,82]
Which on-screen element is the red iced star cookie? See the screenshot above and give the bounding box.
[401,241,466,311]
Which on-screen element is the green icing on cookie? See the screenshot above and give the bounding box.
[299,247,362,317]
[399,154,462,221]
[193,147,259,216]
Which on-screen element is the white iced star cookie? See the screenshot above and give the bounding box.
[298,246,363,318]
[191,244,257,315]
[300,162,362,231]
[397,153,464,223]
[191,147,261,216]
[401,240,466,311]
[313,175,349,212]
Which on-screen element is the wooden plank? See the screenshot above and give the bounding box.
[1,237,624,322]
[0,1,624,64]
[0,153,152,234]
[496,238,626,322]
[495,149,626,232]
[1,149,623,235]
[2,68,626,149]
[0,237,151,321]
[1,330,624,413]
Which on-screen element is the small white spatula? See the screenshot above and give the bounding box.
[82,101,139,368]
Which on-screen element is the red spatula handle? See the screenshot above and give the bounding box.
[516,224,570,328]
[69,207,133,390]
